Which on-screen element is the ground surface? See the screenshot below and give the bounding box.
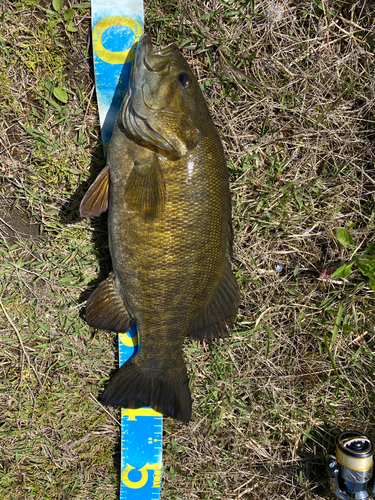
[1,0,375,499]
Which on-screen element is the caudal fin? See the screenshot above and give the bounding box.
[102,360,192,423]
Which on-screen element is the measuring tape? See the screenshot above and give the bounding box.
[90,2,163,498]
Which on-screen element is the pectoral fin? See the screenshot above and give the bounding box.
[125,156,166,222]
[86,273,133,333]
[80,166,109,218]
[189,262,240,341]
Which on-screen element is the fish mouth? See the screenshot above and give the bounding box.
[129,34,178,111]
[135,33,178,74]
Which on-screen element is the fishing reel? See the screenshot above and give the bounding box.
[326,431,375,500]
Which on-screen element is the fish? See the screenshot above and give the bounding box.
[80,34,240,423]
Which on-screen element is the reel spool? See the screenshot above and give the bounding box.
[327,431,375,500]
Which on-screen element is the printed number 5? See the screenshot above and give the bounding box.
[122,462,162,489]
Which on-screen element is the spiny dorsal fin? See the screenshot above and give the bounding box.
[86,273,132,333]
[80,166,109,218]
[189,262,240,341]
[125,156,166,222]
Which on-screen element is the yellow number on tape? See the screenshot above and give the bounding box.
[119,331,139,347]
[121,462,162,489]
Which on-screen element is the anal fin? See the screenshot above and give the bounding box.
[80,166,109,218]
[125,155,166,222]
[86,273,133,333]
[189,262,240,341]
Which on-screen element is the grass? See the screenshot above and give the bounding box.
[1,0,375,498]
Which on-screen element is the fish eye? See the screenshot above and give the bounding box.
[178,73,190,88]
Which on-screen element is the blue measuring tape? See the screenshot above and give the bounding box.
[90,2,163,498]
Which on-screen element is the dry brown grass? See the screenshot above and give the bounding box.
[0,0,375,499]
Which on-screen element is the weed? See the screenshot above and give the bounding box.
[330,227,375,291]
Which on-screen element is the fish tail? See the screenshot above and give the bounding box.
[102,360,192,423]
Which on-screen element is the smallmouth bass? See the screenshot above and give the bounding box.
[80,34,239,422]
